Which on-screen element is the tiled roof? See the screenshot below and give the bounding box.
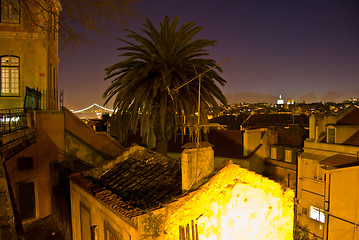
[320,154,359,168]
[277,126,308,147]
[167,129,243,159]
[208,130,243,158]
[70,146,182,217]
[336,107,359,125]
[70,172,144,218]
[242,114,309,129]
[343,130,359,146]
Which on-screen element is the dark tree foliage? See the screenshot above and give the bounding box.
[104,16,227,154]
[2,0,136,48]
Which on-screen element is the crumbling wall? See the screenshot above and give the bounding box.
[139,162,294,240]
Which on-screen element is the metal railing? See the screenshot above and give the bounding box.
[179,220,199,240]
[0,88,63,135]
[24,87,63,111]
[0,108,28,135]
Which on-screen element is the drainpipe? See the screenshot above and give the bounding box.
[325,173,331,240]
[287,173,290,188]
[354,166,359,240]
[294,154,300,234]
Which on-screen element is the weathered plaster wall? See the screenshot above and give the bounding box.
[140,163,294,240]
[181,146,214,191]
[5,125,59,220]
[0,36,49,109]
[335,125,359,144]
[63,108,124,159]
[65,130,112,166]
[70,181,139,240]
[36,111,65,150]
[327,166,359,239]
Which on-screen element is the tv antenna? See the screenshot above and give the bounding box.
[167,58,230,147]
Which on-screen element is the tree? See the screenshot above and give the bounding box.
[104,15,227,155]
[1,0,136,48]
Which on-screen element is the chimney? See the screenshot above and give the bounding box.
[181,142,214,192]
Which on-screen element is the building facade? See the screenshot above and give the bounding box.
[296,107,359,239]
[69,145,294,240]
[0,0,60,110]
[241,113,308,189]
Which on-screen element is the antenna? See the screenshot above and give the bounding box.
[167,58,230,146]
[170,58,229,190]
[168,58,230,95]
[194,66,201,147]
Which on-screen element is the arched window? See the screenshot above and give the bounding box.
[0,0,20,23]
[1,56,20,96]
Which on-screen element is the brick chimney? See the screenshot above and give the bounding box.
[181,142,214,192]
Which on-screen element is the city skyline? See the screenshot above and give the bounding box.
[59,0,359,110]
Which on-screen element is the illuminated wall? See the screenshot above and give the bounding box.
[143,162,294,240]
[0,0,60,110]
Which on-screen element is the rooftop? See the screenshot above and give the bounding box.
[277,125,308,147]
[336,106,359,125]
[70,145,182,217]
[320,154,359,168]
[241,113,309,129]
[343,130,359,146]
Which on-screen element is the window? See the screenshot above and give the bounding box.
[312,162,318,179]
[0,0,19,23]
[302,207,308,215]
[1,56,19,96]
[104,222,120,240]
[309,206,325,223]
[106,229,119,240]
[17,157,33,171]
[327,128,335,143]
[80,203,91,240]
[104,221,131,240]
[316,165,324,180]
[271,147,277,159]
[17,181,36,220]
[285,149,292,163]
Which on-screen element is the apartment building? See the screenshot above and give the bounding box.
[296,106,359,239]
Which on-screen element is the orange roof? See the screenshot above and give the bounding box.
[320,154,359,168]
[343,130,359,146]
[69,147,182,218]
[336,107,359,125]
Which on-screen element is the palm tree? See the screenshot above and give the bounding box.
[104,15,227,155]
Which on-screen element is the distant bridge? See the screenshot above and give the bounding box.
[71,103,114,113]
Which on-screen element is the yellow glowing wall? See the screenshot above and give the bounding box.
[141,162,294,240]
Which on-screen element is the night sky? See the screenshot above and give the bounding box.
[59,0,359,110]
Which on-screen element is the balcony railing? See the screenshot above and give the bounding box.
[0,108,28,135]
[24,87,64,111]
[0,88,64,135]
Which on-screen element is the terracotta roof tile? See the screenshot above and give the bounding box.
[70,172,143,218]
[343,130,359,146]
[277,126,308,147]
[70,147,182,217]
[336,107,359,125]
[320,154,359,168]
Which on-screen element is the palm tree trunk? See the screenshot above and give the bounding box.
[156,136,168,155]
[153,95,169,155]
